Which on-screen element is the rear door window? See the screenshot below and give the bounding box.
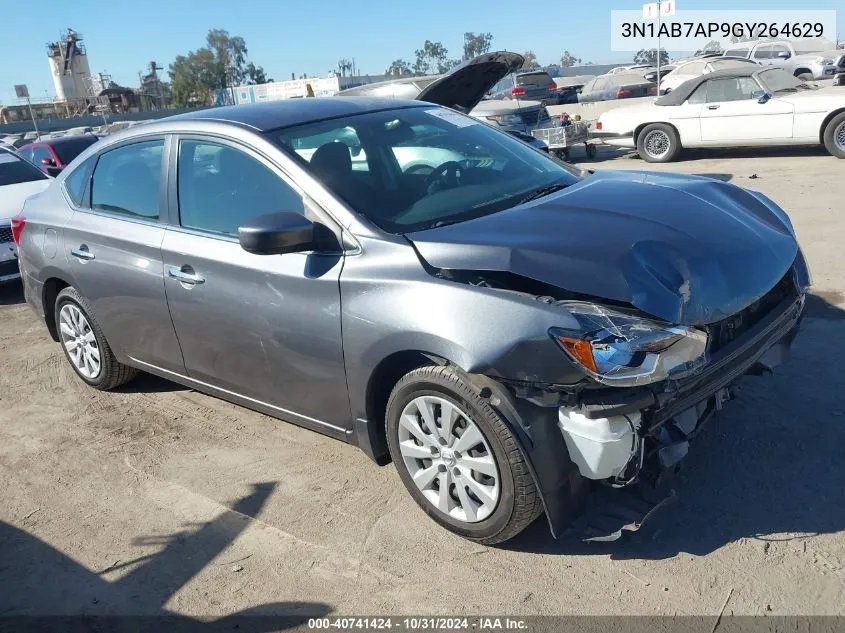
[64,156,97,207]
[90,140,164,220]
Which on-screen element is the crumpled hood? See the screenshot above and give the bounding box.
[407,170,802,325]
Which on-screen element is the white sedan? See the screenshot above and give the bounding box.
[593,67,845,162]
[658,57,758,94]
[1,149,52,284]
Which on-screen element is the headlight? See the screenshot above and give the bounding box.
[486,114,523,126]
[550,302,709,387]
[815,57,834,64]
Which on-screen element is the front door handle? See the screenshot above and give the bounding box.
[71,245,95,261]
[168,266,205,285]
[706,105,720,110]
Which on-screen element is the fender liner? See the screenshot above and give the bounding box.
[468,374,588,538]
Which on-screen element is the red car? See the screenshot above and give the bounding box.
[18,134,99,177]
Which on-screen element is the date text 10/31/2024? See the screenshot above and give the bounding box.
[620,21,825,40]
[308,617,529,630]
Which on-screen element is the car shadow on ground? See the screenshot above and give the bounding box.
[114,372,189,394]
[0,281,24,306]
[1,482,332,628]
[505,292,845,560]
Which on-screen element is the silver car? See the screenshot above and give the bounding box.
[17,95,808,545]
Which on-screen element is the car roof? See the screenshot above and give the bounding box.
[655,67,762,105]
[34,134,98,147]
[164,97,425,132]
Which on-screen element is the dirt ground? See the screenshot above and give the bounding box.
[1,145,844,622]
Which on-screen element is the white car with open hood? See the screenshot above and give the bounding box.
[593,67,845,162]
[1,149,52,283]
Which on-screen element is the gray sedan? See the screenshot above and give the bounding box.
[15,97,808,544]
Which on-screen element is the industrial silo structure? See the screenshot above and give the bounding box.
[47,29,92,101]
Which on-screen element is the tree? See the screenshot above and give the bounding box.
[633,48,669,65]
[385,59,412,76]
[337,59,353,77]
[244,62,272,85]
[206,29,248,88]
[463,32,493,60]
[521,51,539,70]
[559,51,581,67]
[169,49,216,106]
[168,29,270,106]
[414,40,451,74]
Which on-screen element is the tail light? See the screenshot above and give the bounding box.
[616,88,632,98]
[595,121,603,130]
[11,216,26,246]
[547,82,557,91]
[511,86,526,96]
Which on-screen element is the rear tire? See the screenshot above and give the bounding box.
[55,287,138,390]
[822,112,845,159]
[385,366,542,545]
[637,123,681,163]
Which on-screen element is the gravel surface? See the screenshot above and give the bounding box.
[1,145,843,620]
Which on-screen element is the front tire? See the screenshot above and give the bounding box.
[822,112,845,159]
[385,366,542,545]
[637,123,681,163]
[55,287,138,390]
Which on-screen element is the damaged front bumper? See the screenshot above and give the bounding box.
[542,290,805,540]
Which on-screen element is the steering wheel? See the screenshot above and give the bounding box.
[423,161,463,193]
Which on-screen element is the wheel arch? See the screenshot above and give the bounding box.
[633,120,681,145]
[357,349,451,464]
[819,108,845,145]
[40,271,75,342]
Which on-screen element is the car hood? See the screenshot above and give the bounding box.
[406,170,801,326]
[417,51,525,112]
[1,179,51,221]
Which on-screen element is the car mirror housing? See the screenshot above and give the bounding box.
[238,211,315,256]
[752,90,772,103]
[40,157,56,166]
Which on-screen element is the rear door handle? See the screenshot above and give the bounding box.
[706,105,720,110]
[71,245,95,261]
[168,266,205,285]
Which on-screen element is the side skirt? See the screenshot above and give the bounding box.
[126,356,353,444]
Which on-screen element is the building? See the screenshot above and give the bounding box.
[46,29,92,101]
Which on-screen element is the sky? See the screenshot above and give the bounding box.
[1,0,843,104]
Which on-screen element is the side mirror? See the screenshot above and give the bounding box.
[776,51,791,59]
[238,211,314,255]
[40,157,56,167]
[752,90,771,103]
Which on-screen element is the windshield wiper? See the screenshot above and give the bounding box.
[518,182,570,204]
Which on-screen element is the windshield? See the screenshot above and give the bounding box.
[52,136,98,164]
[0,151,49,186]
[759,68,808,92]
[272,106,579,233]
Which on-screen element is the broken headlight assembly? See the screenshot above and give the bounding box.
[550,302,709,387]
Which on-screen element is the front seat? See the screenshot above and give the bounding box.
[309,142,353,188]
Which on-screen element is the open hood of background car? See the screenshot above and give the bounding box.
[416,51,525,113]
[406,170,804,326]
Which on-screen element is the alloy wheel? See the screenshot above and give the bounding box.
[397,395,500,523]
[59,303,101,379]
[835,120,845,153]
[643,129,671,159]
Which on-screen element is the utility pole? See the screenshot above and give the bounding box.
[14,85,40,139]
